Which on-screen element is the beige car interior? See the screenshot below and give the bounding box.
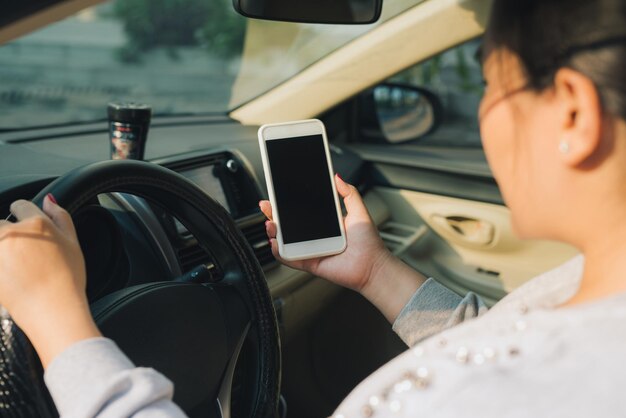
[368,188,578,305]
[1,0,582,416]
[239,0,579,308]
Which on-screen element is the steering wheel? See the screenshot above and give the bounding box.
[0,160,281,418]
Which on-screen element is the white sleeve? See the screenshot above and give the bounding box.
[392,278,488,346]
[44,337,187,418]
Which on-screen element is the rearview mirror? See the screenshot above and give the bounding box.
[359,83,443,143]
[232,0,383,24]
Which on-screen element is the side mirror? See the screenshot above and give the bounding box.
[359,83,443,144]
[232,0,383,24]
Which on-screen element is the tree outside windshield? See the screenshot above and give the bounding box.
[0,0,423,130]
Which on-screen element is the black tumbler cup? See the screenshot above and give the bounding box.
[108,102,152,160]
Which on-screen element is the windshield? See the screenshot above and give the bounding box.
[0,0,424,130]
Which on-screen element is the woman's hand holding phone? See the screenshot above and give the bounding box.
[261,174,427,322]
[262,174,387,290]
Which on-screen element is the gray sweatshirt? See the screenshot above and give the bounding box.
[45,256,587,417]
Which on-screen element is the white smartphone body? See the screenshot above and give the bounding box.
[258,119,347,261]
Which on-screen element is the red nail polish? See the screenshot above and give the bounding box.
[337,173,343,181]
[47,193,57,204]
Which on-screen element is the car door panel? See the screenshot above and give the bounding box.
[347,141,578,307]
[367,187,579,305]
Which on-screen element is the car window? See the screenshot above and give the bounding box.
[0,0,425,130]
[387,38,484,147]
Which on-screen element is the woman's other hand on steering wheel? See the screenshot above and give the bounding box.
[0,195,100,367]
[260,175,426,322]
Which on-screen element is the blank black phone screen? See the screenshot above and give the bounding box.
[266,134,341,244]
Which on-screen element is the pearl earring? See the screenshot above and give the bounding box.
[559,140,570,154]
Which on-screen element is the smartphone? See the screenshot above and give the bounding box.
[258,119,347,261]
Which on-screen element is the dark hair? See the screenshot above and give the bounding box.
[485,0,626,120]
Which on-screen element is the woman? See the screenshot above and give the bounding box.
[1,0,626,415]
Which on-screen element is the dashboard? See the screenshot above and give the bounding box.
[0,116,368,343]
[152,150,278,277]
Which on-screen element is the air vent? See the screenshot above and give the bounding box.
[176,220,276,273]
[176,242,213,273]
[164,153,226,172]
[240,220,277,269]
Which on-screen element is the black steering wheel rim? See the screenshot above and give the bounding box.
[0,160,280,418]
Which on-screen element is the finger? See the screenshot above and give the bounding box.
[269,238,281,263]
[259,200,273,221]
[335,174,370,219]
[42,194,78,240]
[265,220,277,239]
[269,237,306,271]
[0,219,16,240]
[9,199,46,221]
[269,238,286,264]
[269,237,278,255]
[0,220,10,240]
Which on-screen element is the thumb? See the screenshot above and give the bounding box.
[335,174,370,220]
[42,194,78,240]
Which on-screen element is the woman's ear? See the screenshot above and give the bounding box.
[553,68,603,167]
